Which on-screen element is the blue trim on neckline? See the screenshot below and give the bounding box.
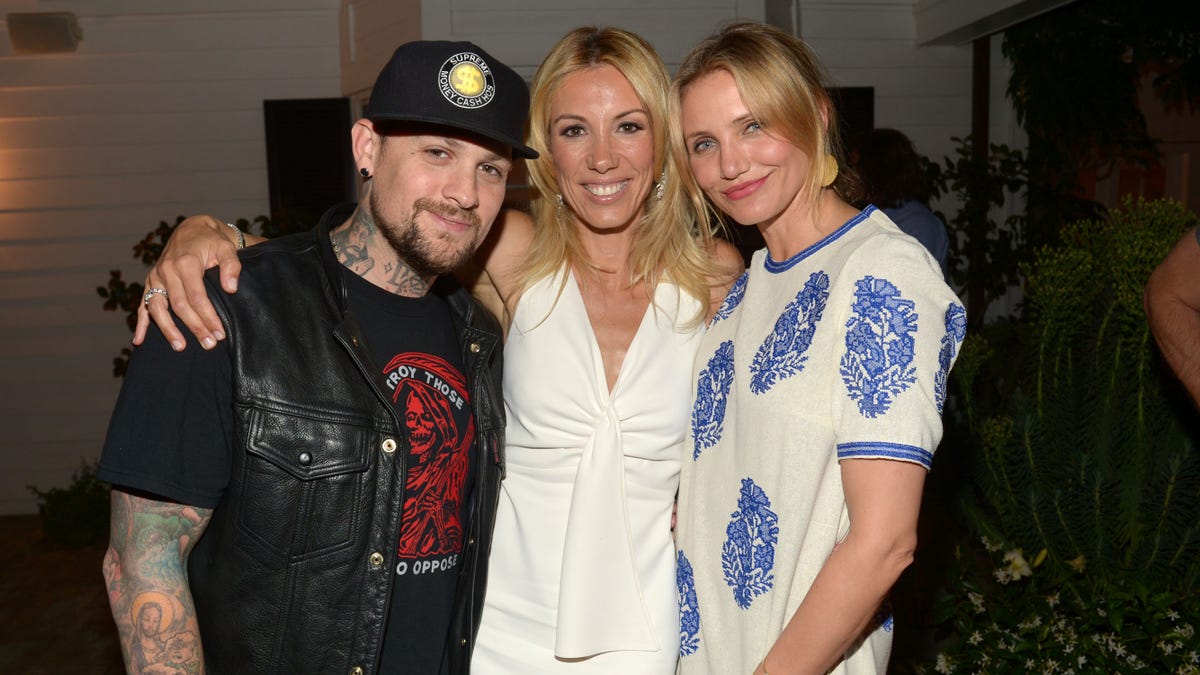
[762,205,875,274]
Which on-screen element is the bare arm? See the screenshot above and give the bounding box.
[134,216,265,351]
[103,489,212,675]
[705,238,745,323]
[1145,227,1200,408]
[471,208,535,319]
[757,459,926,675]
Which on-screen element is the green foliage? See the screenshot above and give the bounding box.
[27,461,111,547]
[958,197,1200,593]
[927,136,1028,330]
[932,537,1200,674]
[96,215,313,377]
[1001,0,1200,251]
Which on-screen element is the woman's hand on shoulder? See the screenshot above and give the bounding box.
[705,238,745,323]
[135,215,250,351]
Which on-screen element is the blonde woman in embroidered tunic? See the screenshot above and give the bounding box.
[669,23,965,675]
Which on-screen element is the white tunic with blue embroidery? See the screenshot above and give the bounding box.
[674,206,966,674]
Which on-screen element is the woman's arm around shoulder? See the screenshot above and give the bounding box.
[472,208,535,317]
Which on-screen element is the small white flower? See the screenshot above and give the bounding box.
[934,653,952,674]
[969,630,983,646]
[1046,593,1060,608]
[1003,549,1033,580]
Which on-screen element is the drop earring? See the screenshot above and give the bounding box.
[556,193,564,209]
[653,170,666,201]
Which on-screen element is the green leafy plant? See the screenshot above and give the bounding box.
[959,197,1200,592]
[931,536,1200,674]
[926,136,1028,331]
[27,461,111,547]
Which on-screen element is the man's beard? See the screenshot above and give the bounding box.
[370,193,482,279]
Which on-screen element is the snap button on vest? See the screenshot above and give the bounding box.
[297,451,312,465]
[369,552,384,567]
[381,438,397,454]
[469,342,481,353]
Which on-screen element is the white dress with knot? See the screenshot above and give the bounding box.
[471,268,704,673]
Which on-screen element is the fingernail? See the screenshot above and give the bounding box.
[172,341,185,352]
[214,330,226,341]
[202,337,216,350]
[228,279,238,292]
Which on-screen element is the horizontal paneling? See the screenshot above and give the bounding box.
[0,141,264,181]
[0,198,268,240]
[0,79,343,118]
[0,1,340,513]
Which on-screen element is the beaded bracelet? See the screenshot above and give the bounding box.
[225,221,246,250]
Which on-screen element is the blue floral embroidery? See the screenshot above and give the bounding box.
[710,271,748,325]
[722,478,778,609]
[749,271,830,394]
[935,303,967,414]
[873,598,894,633]
[839,276,918,417]
[677,550,701,657]
[691,341,735,458]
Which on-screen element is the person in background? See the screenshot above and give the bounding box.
[1145,226,1200,407]
[131,26,741,674]
[670,22,966,674]
[100,40,531,674]
[848,127,950,275]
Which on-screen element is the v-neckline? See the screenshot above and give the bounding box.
[567,269,655,398]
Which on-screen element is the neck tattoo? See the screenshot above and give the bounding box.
[331,207,431,297]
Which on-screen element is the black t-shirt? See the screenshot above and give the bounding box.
[343,268,475,674]
[98,265,475,674]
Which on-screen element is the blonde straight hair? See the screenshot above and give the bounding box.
[669,22,861,229]
[518,26,721,323]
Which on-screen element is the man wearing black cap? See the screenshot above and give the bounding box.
[99,41,536,675]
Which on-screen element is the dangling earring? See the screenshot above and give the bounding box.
[819,154,838,188]
[653,170,666,201]
[359,167,371,179]
[556,193,564,209]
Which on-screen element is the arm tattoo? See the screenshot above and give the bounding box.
[103,489,212,675]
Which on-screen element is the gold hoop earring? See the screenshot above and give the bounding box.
[820,154,838,188]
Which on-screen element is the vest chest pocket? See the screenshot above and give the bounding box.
[234,408,375,564]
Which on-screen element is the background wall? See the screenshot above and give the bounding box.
[0,0,340,513]
[1,0,1010,513]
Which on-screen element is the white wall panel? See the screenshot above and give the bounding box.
[0,0,340,514]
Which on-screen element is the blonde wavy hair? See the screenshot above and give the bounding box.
[668,22,861,228]
[518,26,721,322]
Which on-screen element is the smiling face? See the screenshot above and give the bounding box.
[361,124,513,278]
[680,69,813,230]
[548,64,656,233]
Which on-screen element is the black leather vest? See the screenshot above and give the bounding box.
[187,206,505,674]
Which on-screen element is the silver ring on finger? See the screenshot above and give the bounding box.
[143,287,169,309]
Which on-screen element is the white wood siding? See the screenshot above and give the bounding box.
[1,0,1006,514]
[0,0,340,514]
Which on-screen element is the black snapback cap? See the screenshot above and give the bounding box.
[366,40,538,160]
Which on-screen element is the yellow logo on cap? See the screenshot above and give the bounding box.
[439,52,496,109]
[449,63,485,97]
